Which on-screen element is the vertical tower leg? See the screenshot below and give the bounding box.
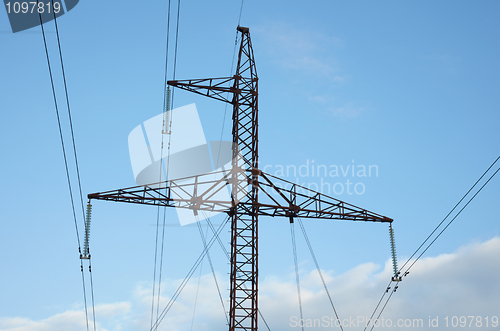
[229,26,259,331]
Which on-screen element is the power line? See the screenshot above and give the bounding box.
[203,214,273,330]
[190,222,206,331]
[162,0,173,108]
[290,222,305,331]
[37,0,81,256]
[51,0,86,224]
[154,202,169,326]
[150,216,230,331]
[398,155,500,273]
[151,6,244,325]
[198,214,229,323]
[206,217,231,261]
[150,1,178,328]
[50,2,97,327]
[150,202,163,330]
[364,156,500,330]
[79,262,90,331]
[238,0,244,26]
[149,212,272,331]
[214,31,240,172]
[368,285,396,331]
[198,217,270,331]
[170,0,181,108]
[196,219,229,325]
[404,164,500,273]
[213,0,246,173]
[88,259,97,331]
[297,218,344,331]
[362,279,392,331]
[37,1,95,328]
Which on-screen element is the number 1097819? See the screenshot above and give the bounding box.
[5,2,61,14]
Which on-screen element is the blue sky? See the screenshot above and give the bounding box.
[1,1,499,330]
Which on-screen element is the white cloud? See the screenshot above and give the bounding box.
[2,238,499,331]
[0,302,131,331]
[260,237,500,330]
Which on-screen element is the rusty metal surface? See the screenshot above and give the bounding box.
[88,168,392,223]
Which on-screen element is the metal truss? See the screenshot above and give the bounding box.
[88,26,392,331]
[88,168,392,223]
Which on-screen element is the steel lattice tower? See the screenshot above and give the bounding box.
[88,26,393,331]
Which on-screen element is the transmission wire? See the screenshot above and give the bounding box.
[152,3,268,329]
[170,0,181,108]
[364,157,500,330]
[398,155,500,273]
[155,0,180,320]
[79,261,90,331]
[37,0,81,257]
[297,218,344,331]
[290,222,305,331]
[238,0,244,26]
[204,216,273,330]
[150,0,175,328]
[150,208,162,329]
[214,3,243,170]
[150,216,230,331]
[50,0,86,224]
[404,165,500,273]
[206,217,231,260]
[190,262,204,331]
[190,220,208,331]
[258,309,272,331]
[362,279,393,331]
[199,213,229,323]
[88,258,97,331]
[51,1,97,328]
[368,286,396,331]
[36,3,91,330]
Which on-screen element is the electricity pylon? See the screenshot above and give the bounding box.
[88,26,393,331]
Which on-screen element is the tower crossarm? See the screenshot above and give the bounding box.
[87,167,392,223]
[253,170,392,223]
[167,77,241,104]
[87,169,235,212]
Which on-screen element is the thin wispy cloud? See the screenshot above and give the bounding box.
[309,97,365,119]
[255,22,343,80]
[330,103,365,118]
